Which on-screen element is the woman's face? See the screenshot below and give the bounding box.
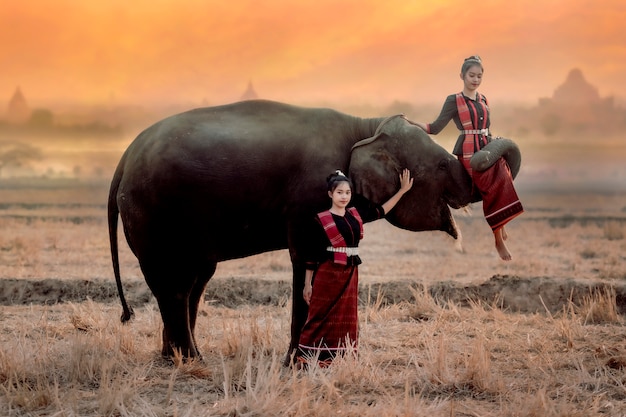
[328,181,352,209]
[462,64,483,91]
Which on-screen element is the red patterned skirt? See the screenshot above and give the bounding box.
[297,261,359,366]
[461,156,524,231]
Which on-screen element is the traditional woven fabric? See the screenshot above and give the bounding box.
[455,92,523,230]
[317,207,363,265]
[474,158,524,231]
[457,92,489,177]
[297,261,359,365]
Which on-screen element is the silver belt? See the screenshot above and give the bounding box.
[327,246,359,256]
[462,128,489,135]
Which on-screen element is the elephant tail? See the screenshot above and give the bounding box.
[108,159,134,323]
[469,137,521,179]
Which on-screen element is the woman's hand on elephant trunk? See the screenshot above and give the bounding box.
[303,283,312,305]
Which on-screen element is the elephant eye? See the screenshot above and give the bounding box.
[438,160,449,171]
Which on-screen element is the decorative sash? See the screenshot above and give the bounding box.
[457,92,489,176]
[317,207,364,265]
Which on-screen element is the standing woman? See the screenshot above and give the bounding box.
[296,169,413,367]
[414,55,523,261]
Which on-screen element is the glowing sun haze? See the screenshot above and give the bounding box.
[1,0,625,107]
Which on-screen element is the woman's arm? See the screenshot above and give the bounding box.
[381,168,414,214]
[414,95,457,135]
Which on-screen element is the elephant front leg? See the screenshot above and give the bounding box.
[284,263,308,366]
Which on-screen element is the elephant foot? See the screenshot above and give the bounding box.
[161,332,201,362]
[162,344,202,364]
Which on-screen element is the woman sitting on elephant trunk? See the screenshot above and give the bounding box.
[413,55,524,261]
[295,169,413,368]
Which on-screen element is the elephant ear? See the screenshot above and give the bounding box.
[469,138,521,179]
[349,132,400,201]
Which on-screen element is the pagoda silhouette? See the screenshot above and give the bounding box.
[240,81,259,101]
[5,86,31,124]
[533,68,620,133]
[547,69,604,105]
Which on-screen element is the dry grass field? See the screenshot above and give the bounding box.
[1,179,626,416]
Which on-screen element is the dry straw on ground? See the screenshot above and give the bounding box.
[1,291,625,416]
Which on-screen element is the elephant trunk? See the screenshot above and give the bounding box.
[469,138,521,179]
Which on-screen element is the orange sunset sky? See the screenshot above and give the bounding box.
[1,0,625,108]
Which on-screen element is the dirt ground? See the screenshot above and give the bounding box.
[2,274,626,318]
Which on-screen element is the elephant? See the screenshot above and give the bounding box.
[108,99,512,362]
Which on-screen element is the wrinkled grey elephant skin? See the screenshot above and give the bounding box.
[108,99,477,363]
[469,138,521,179]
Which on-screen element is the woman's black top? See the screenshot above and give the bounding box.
[302,194,384,270]
[427,93,491,156]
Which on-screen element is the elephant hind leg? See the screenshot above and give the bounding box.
[157,292,199,359]
[141,262,201,359]
[188,262,217,355]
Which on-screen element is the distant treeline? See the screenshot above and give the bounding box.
[0,120,123,137]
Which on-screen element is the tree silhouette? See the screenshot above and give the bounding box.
[0,142,43,177]
[28,108,54,128]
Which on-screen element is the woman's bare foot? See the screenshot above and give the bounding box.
[494,227,512,261]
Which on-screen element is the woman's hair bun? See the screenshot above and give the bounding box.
[465,55,482,63]
[326,169,353,192]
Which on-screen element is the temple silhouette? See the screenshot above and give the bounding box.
[5,86,31,124]
[240,81,259,101]
[529,68,622,135]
